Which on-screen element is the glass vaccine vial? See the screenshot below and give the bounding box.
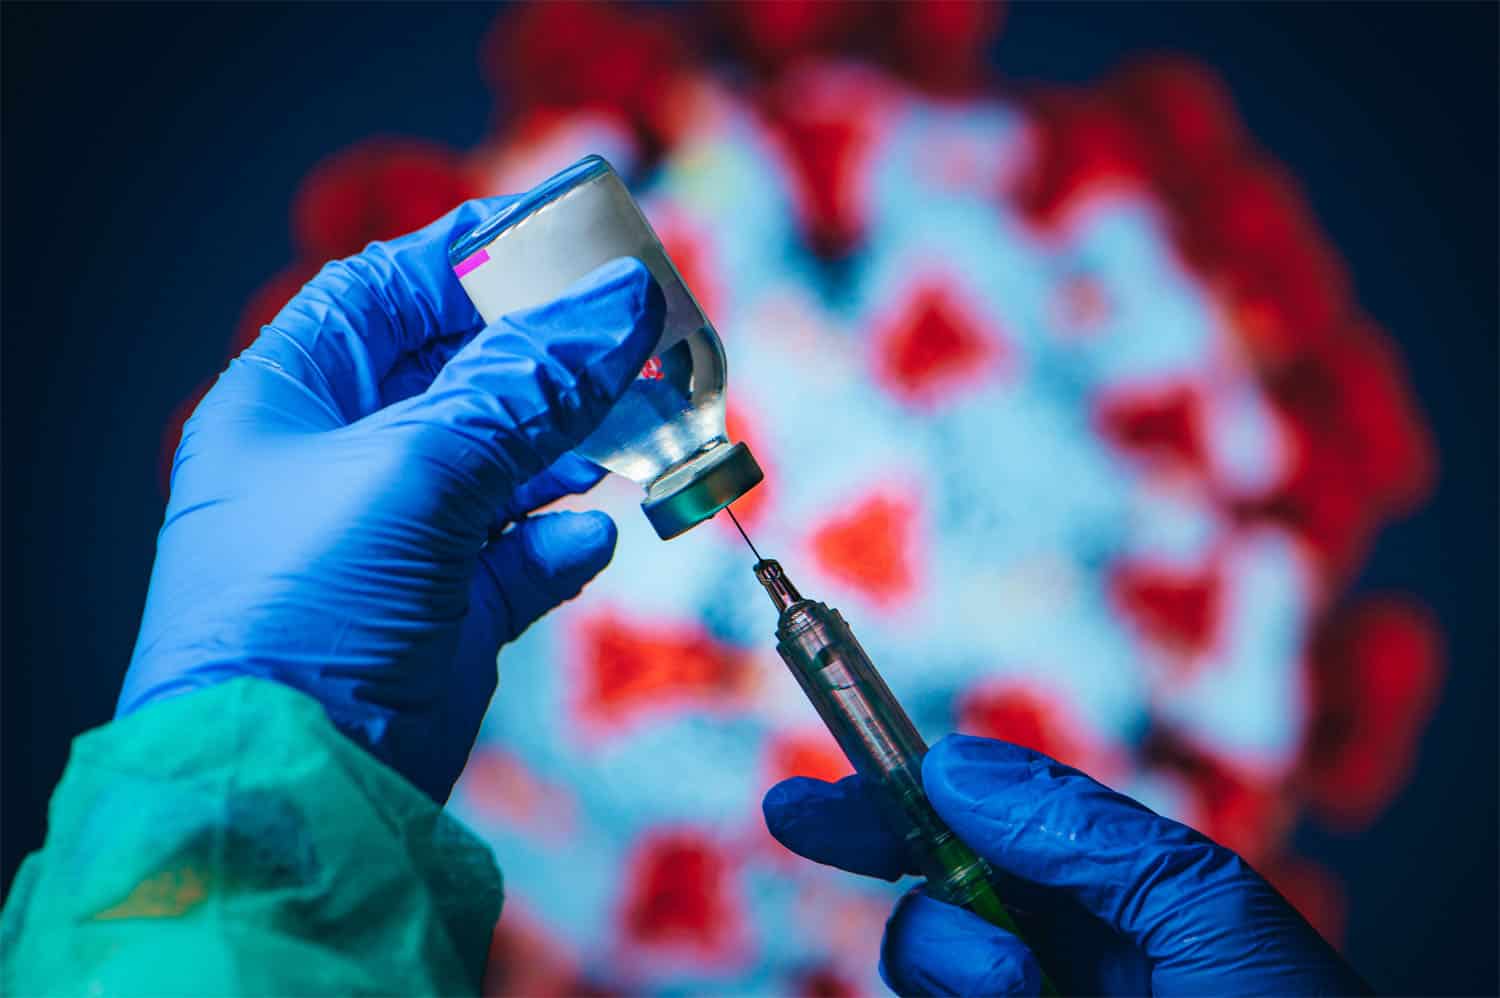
[449,155,762,540]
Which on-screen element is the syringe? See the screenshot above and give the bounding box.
[748,551,1059,995]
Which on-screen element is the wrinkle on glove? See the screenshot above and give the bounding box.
[119,197,665,803]
[765,734,1369,997]
[1,679,501,996]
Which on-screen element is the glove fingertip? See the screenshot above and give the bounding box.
[880,893,1042,998]
[761,776,826,830]
[761,775,913,882]
[577,510,618,564]
[525,510,617,583]
[476,511,619,640]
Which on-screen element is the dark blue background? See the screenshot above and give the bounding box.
[4,3,1494,993]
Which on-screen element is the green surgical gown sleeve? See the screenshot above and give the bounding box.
[0,678,503,996]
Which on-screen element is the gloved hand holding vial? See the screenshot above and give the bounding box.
[450,155,763,540]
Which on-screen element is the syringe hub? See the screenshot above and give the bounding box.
[754,559,803,613]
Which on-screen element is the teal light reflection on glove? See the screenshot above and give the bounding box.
[119,199,665,803]
[764,735,1370,997]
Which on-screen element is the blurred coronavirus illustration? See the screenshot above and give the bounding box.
[170,3,1441,993]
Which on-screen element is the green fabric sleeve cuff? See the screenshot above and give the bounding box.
[2,677,502,996]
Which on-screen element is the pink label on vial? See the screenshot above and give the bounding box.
[453,248,490,278]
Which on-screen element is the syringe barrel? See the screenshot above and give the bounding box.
[773,600,997,911]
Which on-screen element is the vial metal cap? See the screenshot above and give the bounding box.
[641,441,763,540]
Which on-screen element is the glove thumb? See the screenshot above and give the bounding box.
[382,256,664,512]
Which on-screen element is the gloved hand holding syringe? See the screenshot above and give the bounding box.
[739,541,1062,996]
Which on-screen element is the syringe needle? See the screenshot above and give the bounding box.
[723,505,763,562]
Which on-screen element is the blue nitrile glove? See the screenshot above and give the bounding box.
[119,199,664,803]
[764,735,1369,997]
